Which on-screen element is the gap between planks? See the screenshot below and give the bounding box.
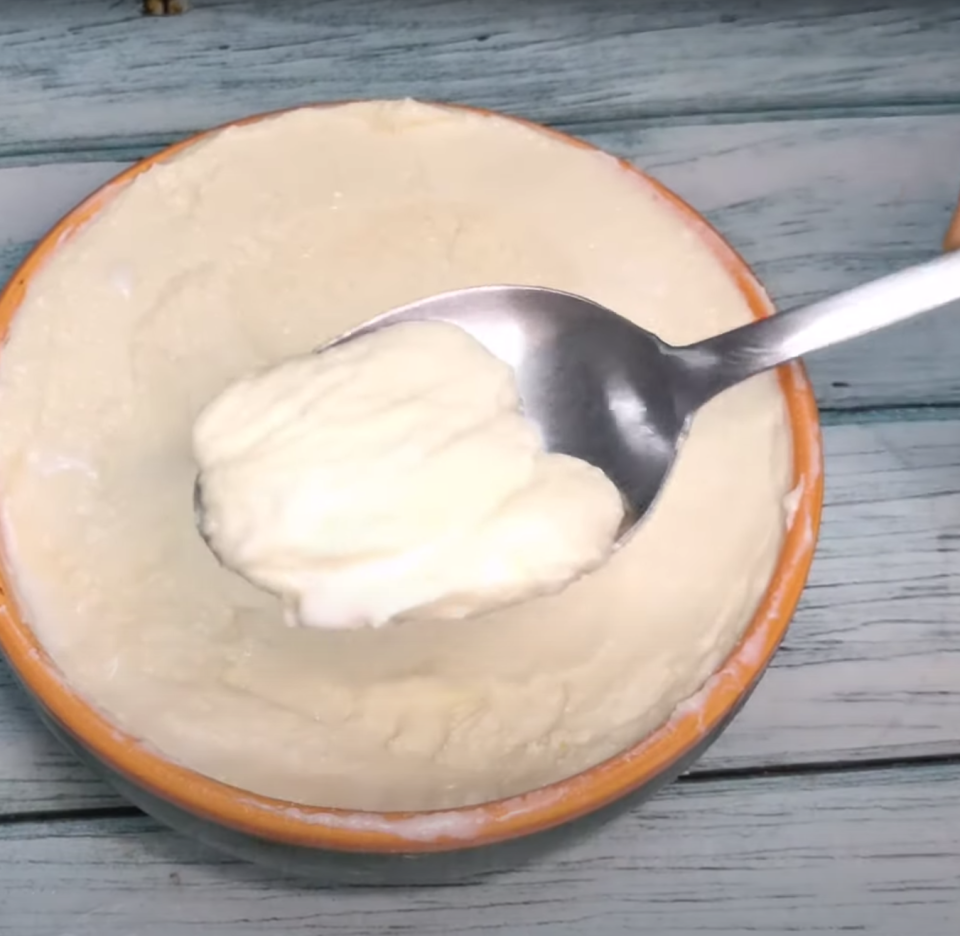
[5,101,960,171]
[7,746,960,828]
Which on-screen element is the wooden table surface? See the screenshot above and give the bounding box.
[1,1,959,932]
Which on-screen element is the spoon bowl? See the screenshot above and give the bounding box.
[192,286,681,548]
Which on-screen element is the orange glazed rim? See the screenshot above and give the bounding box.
[0,102,824,854]
[945,197,960,252]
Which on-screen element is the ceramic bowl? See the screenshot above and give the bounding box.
[0,103,824,884]
[945,197,960,252]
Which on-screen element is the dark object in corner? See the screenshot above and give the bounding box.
[143,0,186,14]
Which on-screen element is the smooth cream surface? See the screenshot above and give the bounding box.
[0,101,792,810]
[193,320,624,629]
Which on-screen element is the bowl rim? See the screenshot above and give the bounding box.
[0,100,824,854]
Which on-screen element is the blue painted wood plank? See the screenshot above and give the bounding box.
[1,0,959,158]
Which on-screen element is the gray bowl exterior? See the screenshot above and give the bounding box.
[15,671,759,886]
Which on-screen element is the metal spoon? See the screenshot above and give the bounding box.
[302,251,960,543]
[195,251,960,549]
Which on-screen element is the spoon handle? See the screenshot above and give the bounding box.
[676,249,960,407]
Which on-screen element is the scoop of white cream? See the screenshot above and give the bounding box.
[193,320,624,629]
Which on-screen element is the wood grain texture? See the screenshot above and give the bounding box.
[3,415,959,815]
[2,763,960,934]
[2,0,958,925]
[2,114,959,409]
[2,0,960,160]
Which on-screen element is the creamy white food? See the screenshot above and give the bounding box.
[193,320,624,629]
[0,101,792,811]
